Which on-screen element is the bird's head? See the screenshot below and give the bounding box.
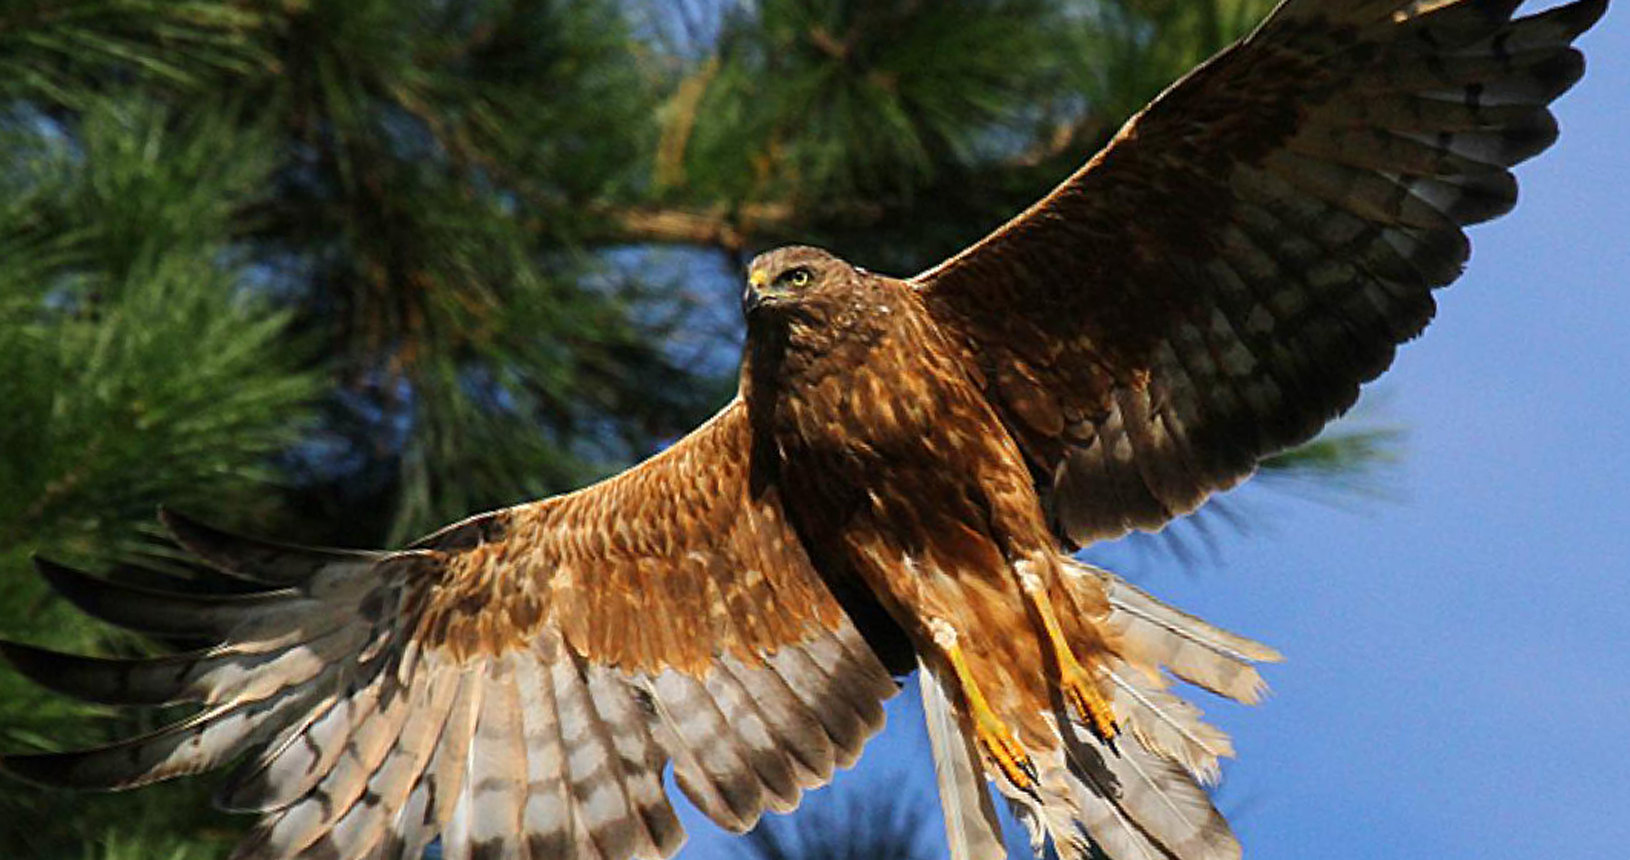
[742,245,851,319]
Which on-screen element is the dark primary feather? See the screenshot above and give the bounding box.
[30,556,302,640]
[160,506,378,586]
[0,639,209,707]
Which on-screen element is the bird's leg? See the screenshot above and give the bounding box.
[1017,559,1118,741]
[929,618,1039,795]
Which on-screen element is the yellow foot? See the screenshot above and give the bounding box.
[1018,559,1118,741]
[932,620,1040,795]
[973,704,1039,794]
[1061,659,1118,742]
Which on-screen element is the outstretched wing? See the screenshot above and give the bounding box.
[914,0,1605,546]
[1,400,897,860]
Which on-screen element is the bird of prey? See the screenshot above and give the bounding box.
[0,1,1607,859]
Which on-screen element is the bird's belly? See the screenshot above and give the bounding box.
[776,417,1068,724]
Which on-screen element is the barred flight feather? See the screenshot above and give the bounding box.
[5,435,897,859]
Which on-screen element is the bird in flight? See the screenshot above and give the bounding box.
[1,1,1607,859]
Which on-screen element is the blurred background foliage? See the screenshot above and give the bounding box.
[0,0,1394,857]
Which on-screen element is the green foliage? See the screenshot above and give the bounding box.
[0,99,308,556]
[679,0,1069,200]
[0,100,314,858]
[0,1,1396,858]
[1068,0,1278,143]
[1260,423,1405,499]
[83,827,227,860]
[0,0,265,105]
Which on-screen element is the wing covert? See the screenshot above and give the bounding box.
[913,0,1605,545]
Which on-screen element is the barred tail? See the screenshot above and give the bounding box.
[923,558,1280,860]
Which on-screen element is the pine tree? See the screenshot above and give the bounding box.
[0,2,1392,857]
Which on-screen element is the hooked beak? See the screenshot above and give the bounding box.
[742,271,780,317]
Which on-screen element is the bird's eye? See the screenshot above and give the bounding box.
[782,268,812,288]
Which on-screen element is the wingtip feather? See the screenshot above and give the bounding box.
[159,507,328,586]
[0,639,177,707]
[0,752,68,790]
[1550,0,1611,39]
[30,556,140,634]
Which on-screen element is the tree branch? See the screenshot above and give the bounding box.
[590,200,797,252]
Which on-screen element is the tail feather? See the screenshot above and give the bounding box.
[986,715,1240,860]
[1069,559,1281,703]
[918,656,1007,860]
[929,557,1277,860]
[1061,725,1238,860]
[1107,666,1233,784]
[1003,755,1095,860]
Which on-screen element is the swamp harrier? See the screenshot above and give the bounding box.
[1,1,1608,858]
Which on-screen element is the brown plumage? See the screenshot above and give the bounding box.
[0,1,1606,858]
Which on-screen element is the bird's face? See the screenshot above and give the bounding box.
[742,245,846,319]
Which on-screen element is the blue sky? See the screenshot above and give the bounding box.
[675,5,1630,859]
